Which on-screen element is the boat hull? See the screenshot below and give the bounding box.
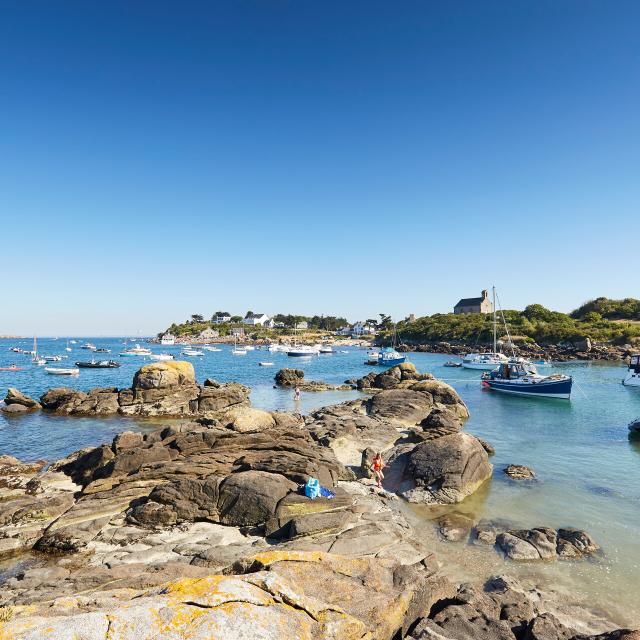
[462,362,503,370]
[379,356,406,366]
[623,372,640,387]
[482,378,572,399]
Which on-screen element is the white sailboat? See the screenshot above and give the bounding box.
[461,287,510,370]
[287,324,319,357]
[32,337,46,365]
[232,337,247,355]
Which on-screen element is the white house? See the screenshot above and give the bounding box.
[199,327,219,340]
[336,326,352,336]
[230,327,245,336]
[351,322,376,336]
[295,321,308,330]
[214,315,231,324]
[243,313,270,326]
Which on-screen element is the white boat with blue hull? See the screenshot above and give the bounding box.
[482,362,572,399]
[623,354,640,387]
[378,347,406,366]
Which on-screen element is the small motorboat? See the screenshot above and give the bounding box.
[287,345,319,357]
[244,345,256,351]
[182,348,204,356]
[232,348,247,355]
[10,347,22,353]
[0,365,23,371]
[95,348,111,353]
[43,355,62,362]
[120,344,152,356]
[81,343,97,350]
[70,340,77,344]
[443,360,462,367]
[33,358,46,366]
[259,361,274,366]
[75,360,120,368]
[319,346,333,354]
[149,353,174,361]
[481,362,572,399]
[203,346,222,352]
[623,354,640,387]
[45,367,80,375]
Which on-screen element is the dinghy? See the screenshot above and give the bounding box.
[45,367,80,375]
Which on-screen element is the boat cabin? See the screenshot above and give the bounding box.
[490,362,537,380]
[629,354,640,374]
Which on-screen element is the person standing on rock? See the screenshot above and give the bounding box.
[370,452,386,488]
[294,385,301,401]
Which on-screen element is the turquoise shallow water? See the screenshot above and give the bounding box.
[1,337,639,623]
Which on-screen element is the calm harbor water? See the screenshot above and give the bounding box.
[1,337,639,624]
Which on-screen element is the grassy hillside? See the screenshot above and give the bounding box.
[390,303,640,346]
[570,297,640,321]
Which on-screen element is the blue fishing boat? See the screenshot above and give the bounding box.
[482,362,572,399]
[378,347,406,366]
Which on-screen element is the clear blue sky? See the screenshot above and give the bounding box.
[1,1,638,335]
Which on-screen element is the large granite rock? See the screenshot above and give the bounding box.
[400,433,493,504]
[24,418,352,554]
[38,362,251,418]
[356,362,433,390]
[0,551,453,640]
[2,388,41,411]
[496,527,600,561]
[275,368,350,392]
[132,360,196,389]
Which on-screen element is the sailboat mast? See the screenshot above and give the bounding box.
[492,286,497,353]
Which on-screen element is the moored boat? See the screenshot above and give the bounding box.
[258,361,274,366]
[203,345,222,352]
[461,352,509,370]
[75,360,120,368]
[43,355,62,362]
[81,343,97,350]
[149,353,174,361]
[287,345,319,357]
[443,360,462,367]
[120,344,152,356]
[319,346,333,354]
[160,332,176,346]
[181,348,204,356]
[377,347,406,366]
[481,362,572,399]
[45,367,80,375]
[0,365,23,371]
[623,354,640,387]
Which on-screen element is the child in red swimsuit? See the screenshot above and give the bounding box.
[370,453,385,488]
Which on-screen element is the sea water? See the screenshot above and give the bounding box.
[1,338,639,624]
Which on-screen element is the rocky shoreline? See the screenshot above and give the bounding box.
[393,340,634,363]
[0,362,637,638]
